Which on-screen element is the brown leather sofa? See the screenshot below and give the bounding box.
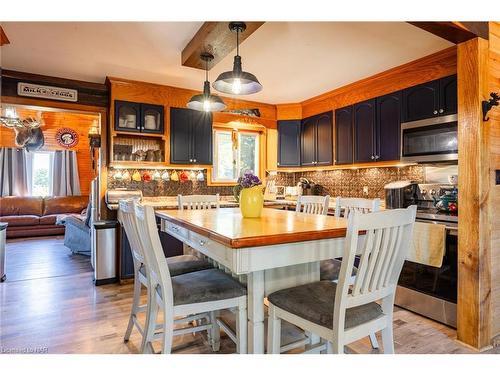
[0,196,88,238]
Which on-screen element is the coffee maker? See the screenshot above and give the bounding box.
[384,181,418,209]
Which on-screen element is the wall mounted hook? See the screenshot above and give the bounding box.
[482,92,499,121]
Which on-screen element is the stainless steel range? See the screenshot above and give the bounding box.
[385,181,458,327]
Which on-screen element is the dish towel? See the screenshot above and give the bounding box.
[407,222,446,267]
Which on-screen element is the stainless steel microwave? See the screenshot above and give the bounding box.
[401,114,458,163]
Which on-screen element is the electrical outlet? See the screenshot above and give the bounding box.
[363,186,369,195]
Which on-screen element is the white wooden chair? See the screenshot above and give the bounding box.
[178,194,220,210]
[296,195,330,215]
[135,202,248,354]
[334,197,381,218]
[267,206,417,354]
[119,199,212,352]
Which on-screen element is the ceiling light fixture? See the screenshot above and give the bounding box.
[213,22,262,95]
[187,52,227,112]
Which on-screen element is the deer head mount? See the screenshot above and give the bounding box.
[0,109,45,152]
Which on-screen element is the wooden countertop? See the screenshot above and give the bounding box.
[156,207,349,248]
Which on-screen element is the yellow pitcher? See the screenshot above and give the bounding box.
[239,185,264,218]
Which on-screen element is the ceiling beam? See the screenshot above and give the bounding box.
[0,26,10,46]
[408,22,489,44]
[182,22,264,70]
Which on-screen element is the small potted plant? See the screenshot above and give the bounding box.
[234,171,264,218]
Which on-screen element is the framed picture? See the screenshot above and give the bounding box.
[55,128,79,148]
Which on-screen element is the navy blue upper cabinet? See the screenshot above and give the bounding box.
[353,99,377,163]
[300,116,317,166]
[300,111,333,167]
[376,92,401,161]
[315,112,333,166]
[438,75,458,116]
[170,107,213,165]
[114,100,164,134]
[402,80,439,122]
[402,75,457,122]
[277,120,301,167]
[335,106,354,165]
[191,111,213,165]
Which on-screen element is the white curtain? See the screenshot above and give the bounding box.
[0,147,29,197]
[52,150,81,196]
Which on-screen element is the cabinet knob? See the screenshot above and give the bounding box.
[193,159,197,163]
[439,109,444,114]
[189,159,193,162]
[371,155,375,160]
[277,162,280,166]
[375,155,380,160]
[433,110,438,115]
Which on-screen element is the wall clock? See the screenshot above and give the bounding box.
[55,128,79,148]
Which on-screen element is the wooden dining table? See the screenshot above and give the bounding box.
[156,207,351,354]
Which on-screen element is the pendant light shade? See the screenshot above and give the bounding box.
[187,53,227,112]
[213,22,262,95]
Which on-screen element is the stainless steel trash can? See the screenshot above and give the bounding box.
[91,220,118,286]
[0,222,8,282]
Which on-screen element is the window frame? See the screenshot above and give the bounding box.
[209,125,264,186]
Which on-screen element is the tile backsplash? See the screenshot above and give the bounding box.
[273,165,425,199]
[107,169,234,197]
[107,165,425,200]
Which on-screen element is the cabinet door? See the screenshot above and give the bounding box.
[115,100,141,132]
[439,75,457,116]
[335,106,353,164]
[315,112,333,166]
[140,103,164,134]
[191,111,213,165]
[300,116,316,166]
[376,92,401,161]
[402,80,439,122]
[170,108,192,164]
[354,99,376,163]
[277,120,301,167]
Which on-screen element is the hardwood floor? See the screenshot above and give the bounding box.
[0,237,498,354]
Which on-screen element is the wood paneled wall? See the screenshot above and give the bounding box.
[488,21,500,341]
[0,109,99,196]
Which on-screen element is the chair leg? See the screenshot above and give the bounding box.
[327,340,343,354]
[267,304,281,354]
[209,311,221,352]
[381,325,394,354]
[161,309,175,354]
[143,292,159,354]
[236,303,247,354]
[369,333,379,349]
[124,273,142,342]
[139,286,151,353]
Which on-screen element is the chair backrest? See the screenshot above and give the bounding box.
[333,206,417,331]
[134,202,174,315]
[177,194,220,210]
[295,195,330,215]
[118,199,145,268]
[334,197,381,218]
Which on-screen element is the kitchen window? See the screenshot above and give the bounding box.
[212,129,260,183]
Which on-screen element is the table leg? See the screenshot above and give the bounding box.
[247,270,265,354]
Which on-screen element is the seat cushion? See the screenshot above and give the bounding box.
[320,259,357,281]
[268,281,383,330]
[167,254,213,276]
[0,215,40,227]
[156,268,246,306]
[138,255,213,278]
[39,214,59,225]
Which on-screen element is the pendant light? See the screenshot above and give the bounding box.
[213,22,262,95]
[187,52,227,112]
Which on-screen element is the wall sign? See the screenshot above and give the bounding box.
[17,82,78,102]
[55,128,79,148]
